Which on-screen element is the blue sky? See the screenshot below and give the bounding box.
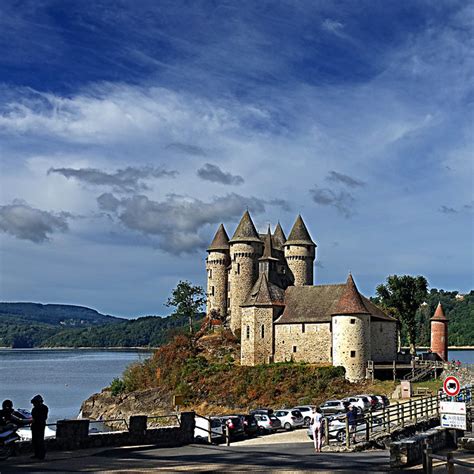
[0,0,472,317]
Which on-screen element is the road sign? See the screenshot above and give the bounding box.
[440,413,467,430]
[439,401,466,415]
[443,376,461,397]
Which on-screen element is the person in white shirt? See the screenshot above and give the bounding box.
[310,407,324,453]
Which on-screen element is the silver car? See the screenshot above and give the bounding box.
[254,414,281,433]
[274,409,304,431]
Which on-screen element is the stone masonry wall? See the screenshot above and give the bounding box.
[284,245,314,286]
[274,323,332,363]
[370,320,397,362]
[229,242,262,334]
[206,250,229,317]
[332,314,370,381]
[241,306,274,366]
[431,320,448,361]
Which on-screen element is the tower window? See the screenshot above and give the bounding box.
[302,323,305,333]
[211,286,215,296]
[227,298,230,306]
[350,351,356,358]
[209,269,212,279]
[261,325,265,338]
[236,263,240,274]
[246,325,250,339]
[293,346,297,353]
[350,319,355,324]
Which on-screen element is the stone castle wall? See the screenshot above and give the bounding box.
[229,241,262,333]
[206,250,229,317]
[274,323,332,363]
[370,320,397,362]
[241,306,274,366]
[332,314,370,381]
[284,245,314,286]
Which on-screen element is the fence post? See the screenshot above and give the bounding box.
[409,399,412,422]
[345,415,350,449]
[369,411,373,435]
[365,414,369,442]
[207,418,212,445]
[414,399,417,425]
[396,402,400,426]
[387,406,391,434]
[446,452,454,474]
[324,416,329,445]
[401,404,405,428]
[226,424,230,446]
[425,445,433,474]
[382,405,386,431]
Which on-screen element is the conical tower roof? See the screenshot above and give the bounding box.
[242,273,285,307]
[230,210,261,243]
[331,273,370,315]
[272,222,286,249]
[431,302,448,321]
[207,224,230,252]
[284,215,315,246]
[260,226,279,261]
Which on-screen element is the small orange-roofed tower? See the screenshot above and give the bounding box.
[430,302,448,361]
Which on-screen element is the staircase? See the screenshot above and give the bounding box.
[403,363,438,382]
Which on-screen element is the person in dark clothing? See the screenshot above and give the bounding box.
[30,394,48,460]
[0,399,25,430]
[346,405,358,444]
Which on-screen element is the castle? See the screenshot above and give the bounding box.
[205,211,448,381]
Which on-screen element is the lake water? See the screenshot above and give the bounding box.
[0,349,150,421]
[446,349,473,364]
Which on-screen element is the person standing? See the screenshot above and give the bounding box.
[30,395,48,460]
[346,405,357,445]
[311,407,324,453]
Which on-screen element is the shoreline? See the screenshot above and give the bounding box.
[0,346,156,351]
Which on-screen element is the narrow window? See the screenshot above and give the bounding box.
[237,263,241,274]
[293,346,297,353]
[302,323,305,333]
[211,286,215,296]
[209,269,212,279]
[330,348,333,358]
[350,351,356,358]
[227,298,230,307]
[246,325,250,339]
[350,318,356,324]
[380,326,383,332]
[261,325,265,338]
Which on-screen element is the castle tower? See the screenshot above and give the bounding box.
[430,302,448,361]
[331,274,371,382]
[228,211,263,334]
[258,227,279,283]
[284,215,316,286]
[206,224,230,318]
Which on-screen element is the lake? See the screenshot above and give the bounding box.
[0,349,151,421]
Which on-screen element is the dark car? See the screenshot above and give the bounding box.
[219,416,245,439]
[249,408,274,416]
[240,414,259,437]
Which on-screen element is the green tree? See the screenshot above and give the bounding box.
[165,281,206,335]
[375,275,428,355]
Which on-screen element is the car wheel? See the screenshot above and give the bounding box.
[336,430,346,443]
[304,416,311,426]
[284,422,292,431]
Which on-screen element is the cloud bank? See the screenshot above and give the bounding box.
[197,163,244,185]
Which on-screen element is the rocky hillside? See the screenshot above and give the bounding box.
[80,329,388,419]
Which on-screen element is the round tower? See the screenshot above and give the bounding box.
[430,302,448,361]
[284,215,316,286]
[228,211,263,335]
[206,224,230,319]
[331,274,371,382]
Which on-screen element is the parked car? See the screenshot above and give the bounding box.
[292,405,316,426]
[342,396,371,412]
[254,414,281,433]
[249,408,274,416]
[319,400,346,416]
[359,394,379,411]
[219,416,245,439]
[306,415,384,443]
[239,414,259,437]
[274,409,304,431]
[374,395,390,408]
[194,416,223,442]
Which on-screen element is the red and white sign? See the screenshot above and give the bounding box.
[443,376,461,397]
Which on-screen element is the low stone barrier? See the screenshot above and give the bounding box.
[17,412,195,454]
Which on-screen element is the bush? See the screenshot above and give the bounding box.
[110,377,126,396]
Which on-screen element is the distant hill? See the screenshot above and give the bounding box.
[0,302,122,327]
[0,302,204,348]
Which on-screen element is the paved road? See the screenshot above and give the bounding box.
[1,442,392,473]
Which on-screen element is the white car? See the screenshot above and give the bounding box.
[254,414,281,433]
[292,405,317,426]
[194,416,223,442]
[342,396,371,412]
[274,409,304,431]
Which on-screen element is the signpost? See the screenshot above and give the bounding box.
[439,401,467,430]
[443,376,461,397]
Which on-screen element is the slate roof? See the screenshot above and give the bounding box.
[331,274,369,315]
[207,224,230,252]
[274,277,396,324]
[230,211,261,243]
[431,302,448,321]
[260,227,279,261]
[272,222,287,249]
[284,215,315,246]
[242,274,285,307]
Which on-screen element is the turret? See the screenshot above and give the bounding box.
[284,215,316,286]
[331,273,371,382]
[206,224,230,318]
[228,211,263,334]
[430,302,448,361]
[259,227,279,282]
